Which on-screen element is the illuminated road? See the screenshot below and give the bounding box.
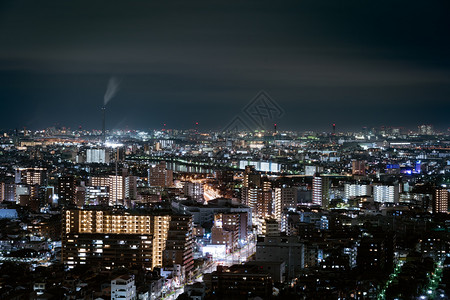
[177,177,222,202]
[222,241,256,266]
[378,260,404,300]
[203,185,221,201]
[194,240,256,284]
[161,287,184,300]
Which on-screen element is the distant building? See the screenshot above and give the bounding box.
[312,175,330,207]
[15,167,47,185]
[85,186,109,206]
[351,160,366,176]
[0,183,15,202]
[261,218,280,236]
[344,183,371,199]
[242,181,272,222]
[373,184,399,203]
[357,236,394,272]
[274,187,297,223]
[58,175,76,206]
[109,175,125,205]
[418,124,434,135]
[162,214,194,279]
[89,175,131,206]
[125,176,138,200]
[434,188,449,214]
[183,182,204,202]
[86,148,109,164]
[243,165,261,188]
[215,170,234,183]
[240,160,281,173]
[148,162,173,187]
[305,165,323,176]
[0,209,19,219]
[15,184,30,204]
[211,213,243,251]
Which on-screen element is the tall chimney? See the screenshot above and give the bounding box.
[102,106,106,143]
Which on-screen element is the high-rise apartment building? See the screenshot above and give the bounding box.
[243,165,261,188]
[90,176,110,187]
[89,175,130,205]
[162,214,194,279]
[58,175,76,207]
[0,183,15,202]
[109,175,125,205]
[85,186,109,206]
[148,162,173,187]
[62,208,194,271]
[183,182,204,202]
[15,167,47,185]
[125,176,138,200]
[373,184,399,203]
[86,148,109,164]
[257,181,273,220]
[312,175,330,207]
[351,160,366,176]
[274,187,297,222]
[344,183,371,199]
[434,188,449,214]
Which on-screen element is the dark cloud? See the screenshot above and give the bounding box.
[0,0,449,131]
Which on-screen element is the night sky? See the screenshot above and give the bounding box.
[1,0,449,131]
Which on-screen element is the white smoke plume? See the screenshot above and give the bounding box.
[104,76,121,106]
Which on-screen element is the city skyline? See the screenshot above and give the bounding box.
[2,1,450,299]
